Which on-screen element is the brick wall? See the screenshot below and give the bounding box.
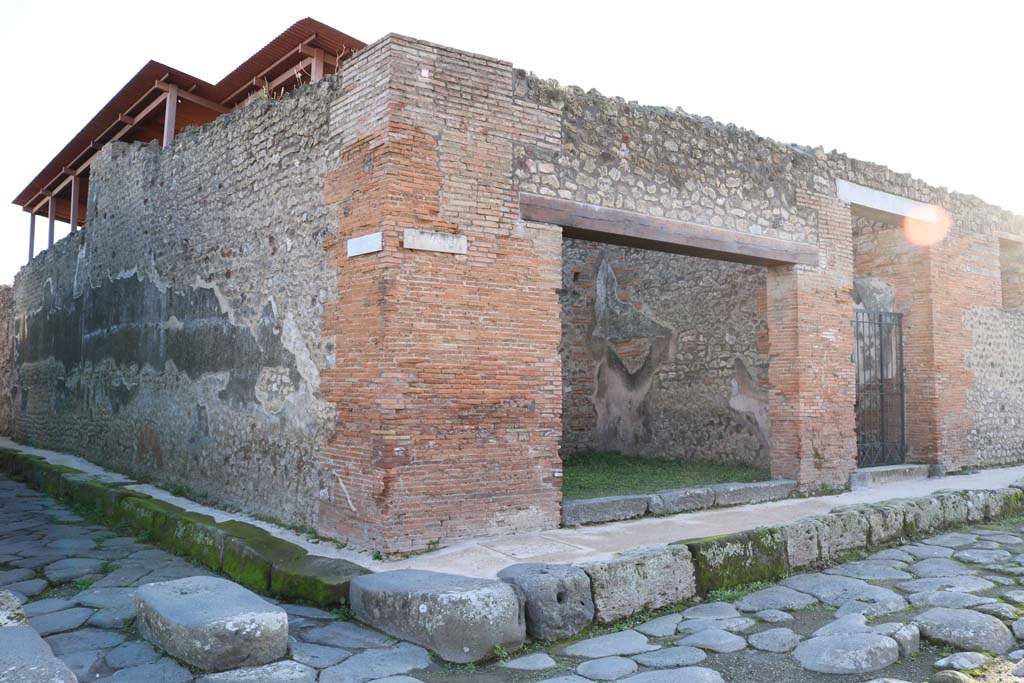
[320,36,564,552]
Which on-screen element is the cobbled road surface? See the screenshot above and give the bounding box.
[4,474,1024,682]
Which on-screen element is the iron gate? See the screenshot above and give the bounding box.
[854,310,906,467]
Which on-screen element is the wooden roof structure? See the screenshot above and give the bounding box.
[15,18,364,259]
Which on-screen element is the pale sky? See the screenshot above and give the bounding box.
[1,0,1021,285]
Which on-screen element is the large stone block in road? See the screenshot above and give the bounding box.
[349,569,525,663]
[914,607,1015,654]
[135,576,288,672]
[497,563,594,640]
[577,545,696,623]
[0,624,77,683]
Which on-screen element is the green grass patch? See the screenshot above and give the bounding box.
[561,450,769,500]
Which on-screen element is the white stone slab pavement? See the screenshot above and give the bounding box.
[6,437,1024,578]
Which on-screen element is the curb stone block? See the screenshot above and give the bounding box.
[934,491,971,527]
[218,520,308,594]
[863,504,906,546]
[902,496,945,535]
[777,518,822,569]
[349,569,525,663]
[686,528,788,594]
[818,509,870,560]
[647,487,714,515]
[578,545,696,623]
[561,495,650,526]
[270,555,369,607]
[986,488,1023,520]
[708,480,797,507]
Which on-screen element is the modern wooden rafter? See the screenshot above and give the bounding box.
[15,18,365,261]
[519,193,820,267]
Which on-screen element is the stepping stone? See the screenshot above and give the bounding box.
[812,613,875,636]
[46,627,126,655]
[47,538,96,553]
[577,656,638,680]
[969,541,1003,550]
[29,606,94,635]
[319,643,432,683]
[980,533,1022,544]
[677,628,746,653]
[106,640,161,669]
[984,574,1016,585]
[301,620,393,649]
[288,638,352,668]
[902,544,954,559]
[563,630,660,657]
[922,533,978,548]
[0,625,77,682]
[954,548,1012,563]
[632,645,706,667]
[749,627,801,653]
[934,652,990,670]
[635,613,682,637]
[135,576,288,672]
[620,669,724,683]
[896,576,994,593]
[503,652,557,670]
[194,660,318,682]
[825,560,911,581]
[755,609,792,623]
[735,586,816,612]
[88,604,135,629]
[793,633,899,674]
[681,602,740,620]
[914,607,1015,653]
[350,569,524,664]
[907,558,974,578]
[107,658,193,683]
[498,563,595,641]
[44,557,105,582]
[1002,589,1024,604]
[908,591,996,608]
[4,578,47,597]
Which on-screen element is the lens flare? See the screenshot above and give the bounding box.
[903,203,951,247]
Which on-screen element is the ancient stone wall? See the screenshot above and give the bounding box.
[0,286,14,435]
[11,78,343,527]
[560,239,769,467]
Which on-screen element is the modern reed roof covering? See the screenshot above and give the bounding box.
[14,18,365,223]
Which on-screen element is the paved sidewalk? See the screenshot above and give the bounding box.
[6,437,1024,578]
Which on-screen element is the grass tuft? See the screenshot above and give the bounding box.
[561,450,769,500]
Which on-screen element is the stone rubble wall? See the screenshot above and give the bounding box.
[10,78,344,529]
[0,286,13,436]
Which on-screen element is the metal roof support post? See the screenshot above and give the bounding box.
[28,213,35,262]
[47,195,55,248]
[69,174,80,232]
[162,84,178,148]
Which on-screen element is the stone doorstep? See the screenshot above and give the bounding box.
[562,479,798,526]
[0,448,369,610]
[850,464,932,491]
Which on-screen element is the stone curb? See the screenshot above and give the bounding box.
[0,447,369,608]
[562,479,797,526]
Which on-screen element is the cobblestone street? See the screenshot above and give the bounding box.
[7,474,1024,682]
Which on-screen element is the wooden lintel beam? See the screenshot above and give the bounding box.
[519,193,820,267]
[154,80,229,114]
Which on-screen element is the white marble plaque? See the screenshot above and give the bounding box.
[347,231,383,257]
[402,228,467,255]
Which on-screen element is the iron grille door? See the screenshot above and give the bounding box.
[854,310,906,467]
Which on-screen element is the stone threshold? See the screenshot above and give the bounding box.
[0,447,369,609]
[562,479,798,526]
